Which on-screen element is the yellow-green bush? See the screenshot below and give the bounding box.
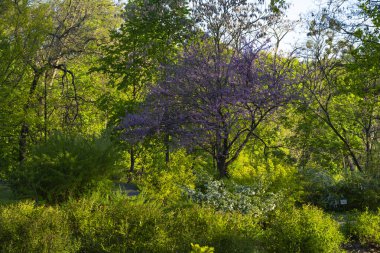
[64,192,171,252]
[346,209,380,245]
[65,192,263,253]
[0,195,262,253]
[190,243,215,253]
[166,205,263,252]
[264,205,344,253]
[137,149,196,203]
[229,149,298,194]
[3,193,349,252]
[0,201,79,253]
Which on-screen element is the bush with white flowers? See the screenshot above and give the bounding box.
[184,179,282,215]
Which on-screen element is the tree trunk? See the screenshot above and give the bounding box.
[18,123,29,162]
[19,70,42,162]
[127,146,136,183]
[217,156,228,178]
[129,147,135,173]
[165,134,170,163]
[215,134,229,178]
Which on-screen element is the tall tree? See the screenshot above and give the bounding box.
[0,0,53,170]
[121,0,294,178]
[123,42,295,178]
[294,0,380,174]
[99,0,191,172]
[100,0,191,115]
[346,0,380,174]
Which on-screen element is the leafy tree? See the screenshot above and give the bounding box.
[295,0,380,174]
[348,0,380,174]
[190,0,288,51]
[0,0,53,172]
[0,0,120,173]
[101,0,191,95]
[98,0,191,173]
[121,0,295,178]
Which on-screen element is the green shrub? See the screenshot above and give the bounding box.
[190,243,215,253]
[119,142,199,203]
[333,174,380,211]
[0,201,79,253]
[345,209,380,245]
[166,205,263,252]
[322,173,380,211]
[301,169,380,211]
[136,148,196,204]
[8,131,120,203]
[264,205,344,253]
[0,191,306,252]
[63,191,263,253]
[229,150,297,194]
[64,191,171,253]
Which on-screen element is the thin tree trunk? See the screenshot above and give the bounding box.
[43,68,58,142]
[19,70,42,162]
[19,123,29,162]
[130,147,135,173]
[165,134,170,164]
[216,138,229,178]
[127,146,136,183]
[315,96,364,172]
[44,74,48,142]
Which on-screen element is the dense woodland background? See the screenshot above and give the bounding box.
[0,0,379,252]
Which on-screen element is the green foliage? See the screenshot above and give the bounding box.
[0,181,16,205]
[98,0,192,125]
[101,0,190,89]
[0,201,79,253]
[190,243,215,253]
[301,169,380,211]
[1,1,380,252]
[167,204,263,252]
[0,188,350,253]
[289,112,344,172]
[327,174,380,211]
[0,190,266,252]
[344,209,380,245]
[0,0,120,174]
[8,132,120,203]
[264,205,345,253]
[64,192,171,252]
[229,146,299,196]
[298,167,338,209]
[184,146,298,215]
[0,0,53,174]
[136,148,197,203]
[298,1,380,175]
[64,191,264,252]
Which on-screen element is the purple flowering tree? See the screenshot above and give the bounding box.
[122,39,296,178]
[121,0,295,178]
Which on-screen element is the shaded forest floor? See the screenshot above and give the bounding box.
[0,180,15,205]
[343,242,380,253]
